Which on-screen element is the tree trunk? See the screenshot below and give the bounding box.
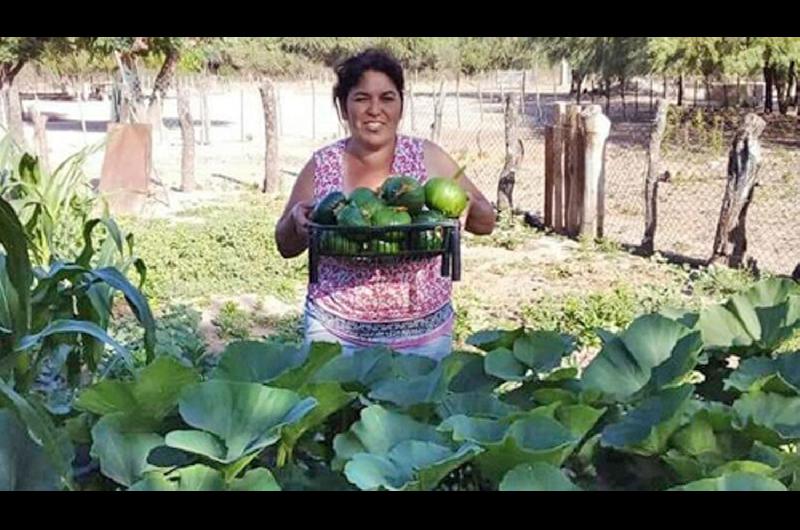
[710,113,767,267]
[764,63,774,114]
[620,78,627,119]
[30,105,50,174]
[604,79,611,115]
[677,74,684,107]
[776,78,788,114]
[575,74,583,104]
[788,61,797,110]
[430,79,445,143]
[641,98,669,255]
[3,82,26,149]
[259,78,280,194]
[177,84,195,192]
[151,47,180,102]
[497,93,523,214]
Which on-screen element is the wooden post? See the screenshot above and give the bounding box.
[641,98,669,255]
[693,78,698,107]
[580,104,611,238]
[430,79,445,143]
[564,103,583,236]
[497,93,523,214]
[634,79,639,116]
[477,78,483,124]
[710,113,767,267]
[311,76,316,140]
[276,85,283,136]
[409,76,417,132]
[649,76,654,112]
[177,83,195,192]
[259,79,280,194]
[551,102,566,233]
[30,104,50,175]
[240,86,245,142]
[201,81,210,145]
[456,72,461,129]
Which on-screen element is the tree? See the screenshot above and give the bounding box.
[0,38,52,147]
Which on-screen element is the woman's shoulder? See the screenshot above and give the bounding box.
[314,137,348,159]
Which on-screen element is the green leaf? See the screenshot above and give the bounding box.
[0,196,32,339]
[670,472,787,491]
[499,462,580,491]
[670,416,719,456]
[447,352,501,393]
[601,385,694,456]
[733,392,800,445]
[711,460,776,477]
[0,378,73,489]
[210,340,307,383]
[512,330,570,372]
[344,440,481,491]
[168,380,316,463]
[76,356,200,427]
[229,468,282,491]
[439,411,586,484]
[90,414,164,488]
[695,278,800,356]
[435,391,520,420]
[87,267,156,362]
[368,354,466,408]
[466,327,524,352]
[0,409,60,490]
[271,341,342,390]
[582,315,700,401]
[279,382,356,452]
[484,347,529,381]
[129,464,225,491]
[15,319,134,372]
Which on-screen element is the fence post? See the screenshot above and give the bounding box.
[710,113,766,268]
[549,102,566,233]
[497,93,523,214]
[259,78,280,194]
[580,104,611,239]
[311,76,316,140]
[564,103,583,237]
[456,72,461,129]
[641,98,669,255]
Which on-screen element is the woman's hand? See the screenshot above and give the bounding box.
[290,199,315,240]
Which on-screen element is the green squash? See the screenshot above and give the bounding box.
[380,175,425,214]
[424,177,469,218]
[310,191,348,225]
[412,210,446,251]
[336,203,370,242]
[371,206,412,242]
[348,187,384,222]
[367,240,402,255]
[320,231,362,255]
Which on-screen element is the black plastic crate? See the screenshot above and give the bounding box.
[308,220,461,283]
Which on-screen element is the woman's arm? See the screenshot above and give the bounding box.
[275,159,316,259]
[422,140,496,235]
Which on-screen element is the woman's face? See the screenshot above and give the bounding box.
[342,70,403,149]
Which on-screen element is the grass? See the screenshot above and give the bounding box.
[120,193,306,309]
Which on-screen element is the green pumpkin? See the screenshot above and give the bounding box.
[310,191,348,225]
[424,177,469,218]
[336,203,370,241]
[380,175,425,214]
[348,187,384,221]
[412,210,446,251]
[320,231,362,255]
[371,206,412,242]
[367,239,401,255]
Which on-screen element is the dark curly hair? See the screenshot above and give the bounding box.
[333,48,405,116]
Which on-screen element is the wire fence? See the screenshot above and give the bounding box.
[9,68,800,276]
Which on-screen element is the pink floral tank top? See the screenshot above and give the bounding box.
[307,135,452,326]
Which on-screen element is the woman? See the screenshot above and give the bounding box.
[275,48,495,360]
